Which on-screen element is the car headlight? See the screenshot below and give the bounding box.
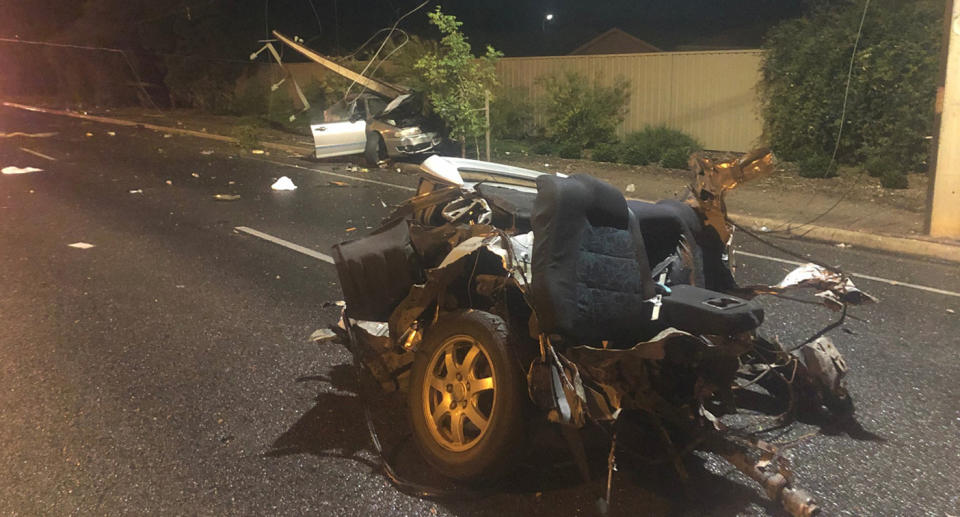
[398,126,423,137]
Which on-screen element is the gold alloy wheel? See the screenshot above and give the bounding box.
[421,334,497,452]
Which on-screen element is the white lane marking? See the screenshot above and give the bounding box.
[19,147,57,161]
[735,249,960,298]
[254,158,417,191]
[234,226,334,264]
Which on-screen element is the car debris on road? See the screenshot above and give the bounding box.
[271,176,297,191]
[2,166,43,175]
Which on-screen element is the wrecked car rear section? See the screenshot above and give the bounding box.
[316,152,874,516]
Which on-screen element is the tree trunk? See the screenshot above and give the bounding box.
[460,136,466,158]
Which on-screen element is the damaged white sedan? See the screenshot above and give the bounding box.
[310,93,445,164]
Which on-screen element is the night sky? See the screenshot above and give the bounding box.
[1,0,809,58]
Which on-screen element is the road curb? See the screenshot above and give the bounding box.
[2,101,313,157]
[7,100,960,264]
[728,214,960,264]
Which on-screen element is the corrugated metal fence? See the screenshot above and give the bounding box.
[496,50,764,151]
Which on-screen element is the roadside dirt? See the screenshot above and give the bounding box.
[84,105,932,238]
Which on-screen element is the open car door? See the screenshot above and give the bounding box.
[310,120,367,158]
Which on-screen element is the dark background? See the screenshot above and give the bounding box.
[1,0,812,57]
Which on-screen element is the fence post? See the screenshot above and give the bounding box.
[485,90,491,162]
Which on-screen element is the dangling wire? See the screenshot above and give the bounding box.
[342,0,430,100]
[760,0,873,236]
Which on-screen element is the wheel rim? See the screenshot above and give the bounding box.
[421,334,497,452]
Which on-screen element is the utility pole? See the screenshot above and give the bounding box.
[929,0,960,238]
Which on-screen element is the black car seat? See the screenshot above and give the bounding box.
[627,199,737,292]
[531,174,763,346]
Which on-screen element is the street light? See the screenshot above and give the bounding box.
[542,13,554,32]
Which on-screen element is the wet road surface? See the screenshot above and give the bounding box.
[1,106,959,516]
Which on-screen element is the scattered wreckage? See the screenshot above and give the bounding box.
[266,31,447,164]
[316,150,875,516]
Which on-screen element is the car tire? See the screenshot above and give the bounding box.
[408,310,526,481]
[364,132,386,166]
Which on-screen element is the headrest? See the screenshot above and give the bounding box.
[534,174,629,230]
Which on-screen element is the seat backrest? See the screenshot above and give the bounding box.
[531,174,656,344]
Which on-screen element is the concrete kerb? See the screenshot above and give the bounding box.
[1,101,310,156]
[727,214,960,264]
[6,101,960,264]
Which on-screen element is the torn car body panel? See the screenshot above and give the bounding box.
[310,119,367,158]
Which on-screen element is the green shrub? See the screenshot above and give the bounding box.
[558,142,582,159]
[863,155,897,178]
[661,147,692,169]
[538,71,629,149]
[620,126,701,166]
[530,140,558,155]
[761,1,941,170]
[490,87,537,140]
[592,142,622,162]
[880,169,909,189]
[492,139,531,157]
[621,134,657,165]
[230,122,261,150]
[797,155,838,178]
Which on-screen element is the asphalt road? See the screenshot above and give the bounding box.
[1,106,958,517]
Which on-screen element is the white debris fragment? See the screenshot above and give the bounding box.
[948,309,956,314]
[835,243,850,248]
[625,183,636,193]
[85,132,93,137]
[129,189,143,194]
[200,150,214,155]
[68,242,95,249]
[760,226,770,232]
[251,149,265,155]
[163,134,173,138]
[191,172,200,178]
[2,166,42,175]
[271,176,297,191]
[310,328,338,343]
[213,194,240,201]
[107,131,116,136]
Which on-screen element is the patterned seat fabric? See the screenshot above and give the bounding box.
[531,174,656,344]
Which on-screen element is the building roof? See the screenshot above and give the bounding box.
[569,28,662,55]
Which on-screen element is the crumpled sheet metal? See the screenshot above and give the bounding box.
[563,328,706,416]
[775,263,878,310]
[434,230,533,285]
[687,149,776,243]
